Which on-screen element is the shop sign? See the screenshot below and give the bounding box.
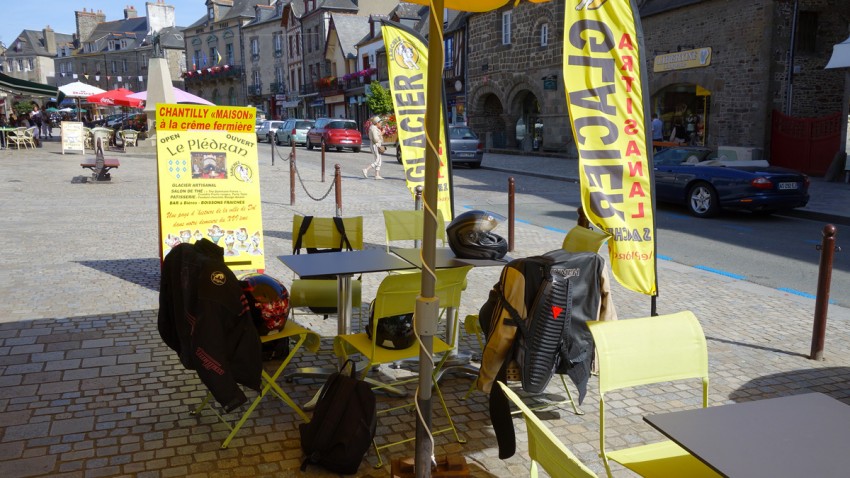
[542,74,558,91]
[325,94,344,104]
[653,47,712,72]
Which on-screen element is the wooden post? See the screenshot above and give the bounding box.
[508,177,515,252]
[810,224,838,360]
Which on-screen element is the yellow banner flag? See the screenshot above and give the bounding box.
[155,104,265,272]
[563,0,656,295]
[381,21,453,223]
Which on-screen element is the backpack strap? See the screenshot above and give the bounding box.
[293,216,313,254]
[332,216,353,251]
[489,360,516,459]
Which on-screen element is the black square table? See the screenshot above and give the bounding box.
[278,248,416,336]
[644,392,850,478]
[391,246,510,269]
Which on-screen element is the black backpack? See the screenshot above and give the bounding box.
[299,360,377,474]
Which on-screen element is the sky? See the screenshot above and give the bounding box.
[0,1,205,47]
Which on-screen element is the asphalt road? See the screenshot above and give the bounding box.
[263,143,849,309]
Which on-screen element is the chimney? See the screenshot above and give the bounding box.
[75,8,105,42]
[124,5,137,19]
[43,26,56,55]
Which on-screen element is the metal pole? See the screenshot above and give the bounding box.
[416,1,443,475]
[507,177,515,252]
[270,136,275,165]
[334,164,342,217]
[810,224,838,360]
[414,185,423,249]
[321,139,326,182]
[289,145,296,205]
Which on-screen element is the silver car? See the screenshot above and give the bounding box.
[396,125,484,168]
[274,119,315,146]
[256,120,285,143]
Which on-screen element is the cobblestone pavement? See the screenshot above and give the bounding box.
[1,139,849,477]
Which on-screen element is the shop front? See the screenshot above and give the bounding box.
[651,48,714,146]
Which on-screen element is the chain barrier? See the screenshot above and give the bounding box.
[273,144,293,163]
[293,160,335,202]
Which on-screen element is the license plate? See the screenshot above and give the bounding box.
[341,140,352,143]
[778,182,798,190]
[455,152,474,158]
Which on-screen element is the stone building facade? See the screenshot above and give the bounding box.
[465,0,850,161]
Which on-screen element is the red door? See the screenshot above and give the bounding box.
[771,110,841,176]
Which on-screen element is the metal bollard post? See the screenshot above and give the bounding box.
[810,224,838,360]
[508,177,515,252]
[321,140,326,182]
[414,186,423,248]
[290,145,296,206]
[334,164,342,217]
[270,137,275,165]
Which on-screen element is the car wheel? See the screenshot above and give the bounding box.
[336,146,343,152]
[307,139,314,150]
[396,146,403,164]
[353,147,361,153]
[687,182,720,218]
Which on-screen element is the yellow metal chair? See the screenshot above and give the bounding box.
[561,226,609,253]
[588,311,719,477]
[6,128,29,149]
[333,265,473,467]
[289,215,363,322]
[461,314,581,415]
[497,382,598,478]
[192,320,321,448]
[382,209,447,252]
[119,129,139,150]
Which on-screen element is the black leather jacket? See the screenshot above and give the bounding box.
[158,239,262,412]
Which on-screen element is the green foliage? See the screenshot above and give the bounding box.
[365,81,393,115]
[13,101,34,116]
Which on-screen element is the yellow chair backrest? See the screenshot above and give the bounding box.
[383,209,447,251]
[371,266,471,322]
[498,382,598,478]
[562,226,609,253]
[292,215,363,251]
[588,311,708,397]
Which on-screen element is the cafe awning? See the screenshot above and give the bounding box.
[825,34,850,69]
[0,72,64,101]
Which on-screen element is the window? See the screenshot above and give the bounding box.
[60,63,66,74]
[444,36,454,69]
[796,11,818,54]
[210,47,217,64]
[194,49,201,67]
[111,60,117,73]
[17,59,23,71]
[82,63,87,74]
[208,7,214,21]
[274,33,282,55]
[226,44,234,64]
[122,59,128,72]
[251,38,259,56]
[276,66,284,85]
[27,59,34,70]
[253,70,261,87]
[289,36,294,57]
[540,23,549,47]
[502,11,512,45]
[291,70,296,91]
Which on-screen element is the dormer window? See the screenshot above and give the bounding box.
[208,7,214,21]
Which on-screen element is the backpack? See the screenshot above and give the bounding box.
[299,360,377,474]
[478,249,604,459]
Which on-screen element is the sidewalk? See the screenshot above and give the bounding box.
[0,141,849,477]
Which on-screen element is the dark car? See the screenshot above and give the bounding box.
[395,125,484,168]
[653,147,810,218]
[306,118,362,152]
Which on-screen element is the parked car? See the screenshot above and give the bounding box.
[256,120,285,143]
[653,146,810,218]
[274,118,315,146]
[306,118,362,152]
[395,125,484,168]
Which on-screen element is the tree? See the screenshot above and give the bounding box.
[365,81,393,116]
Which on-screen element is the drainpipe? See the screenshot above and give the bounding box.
[785,0,799,115]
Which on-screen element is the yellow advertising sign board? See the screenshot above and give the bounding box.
[563,0,656,295]
[381,21,453,223]
[653,47,712,73]
[155,104,264,271]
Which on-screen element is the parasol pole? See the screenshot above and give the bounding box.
[415,0,444,476]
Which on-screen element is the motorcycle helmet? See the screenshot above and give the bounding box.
[366,301,416,350]
[446,210,508,260]
[239,272,289,336]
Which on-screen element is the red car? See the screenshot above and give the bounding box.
[306,118,362,153]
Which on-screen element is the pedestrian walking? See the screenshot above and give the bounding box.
[363,116,384,180]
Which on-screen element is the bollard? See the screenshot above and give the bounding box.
[322,140,326,183]
[810,224,838,360]
[334,164,342,217]
[290,145,296,205]
[414,185,423,211]
[271,137,275,165]
[508,177,515,252]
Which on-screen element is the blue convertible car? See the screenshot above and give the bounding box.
[653,147,810,218]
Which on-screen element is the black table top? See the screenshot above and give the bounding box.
[644,392,850,478]
[278,248,416,278]
[392,247,510,269]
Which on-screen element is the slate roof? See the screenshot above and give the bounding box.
[244,4,281,27]
[329,14,370,59]
[185,0,259,30]
[7,29,75,57]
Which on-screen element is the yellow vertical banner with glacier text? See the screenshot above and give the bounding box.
[563,0,656,295]
[381,21,453,223]
[156,104,265,272]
